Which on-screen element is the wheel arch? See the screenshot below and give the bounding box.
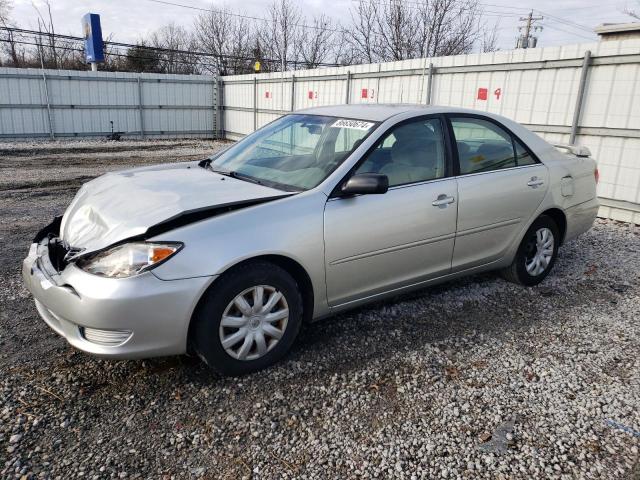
[539,207,567,245]
[189,254,315,339]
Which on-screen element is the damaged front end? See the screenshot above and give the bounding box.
[23,214,214,359]
[32,193,290,276]
[32,215,83,273]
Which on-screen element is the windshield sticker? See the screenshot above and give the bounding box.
[331,119,375,131]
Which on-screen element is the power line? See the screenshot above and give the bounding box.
[0,32,309,72]
[429,1,595,33]
[0,26,342,67]
[534,8,593,33]
[533,10,593,33]
[541,23,596,42]
[145,0,347,34]
[372,0,596,34]
[400,0,527,14]
[0,36,223,70]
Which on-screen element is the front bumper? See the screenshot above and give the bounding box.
[22,240,214,359]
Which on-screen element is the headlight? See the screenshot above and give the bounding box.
[76,242,182,278]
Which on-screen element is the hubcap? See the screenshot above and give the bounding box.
[525,227,555,276]
[218,285,289,361]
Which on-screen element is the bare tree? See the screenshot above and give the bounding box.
[193,5,254,75]
[331,31,362,66]
[347,0,380,63]
[481,22,500,53]
[0,0,10,25]
[377,0,421,61]
[298,14,337,68]
[259,0,303,71]
[348,0,489,62]
[1,0,502,73]
[32,0,60,68]
[0,0,24,67]
[150,23,199,74]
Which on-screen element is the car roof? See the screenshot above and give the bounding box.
[296,104,484,122]
[296,104,554,162]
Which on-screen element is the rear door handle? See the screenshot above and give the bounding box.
[432,194,455,207]
[527,177,545,188]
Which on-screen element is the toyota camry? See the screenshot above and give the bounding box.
[23,105,599,375]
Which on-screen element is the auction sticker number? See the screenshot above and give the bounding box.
[331,119,375,130]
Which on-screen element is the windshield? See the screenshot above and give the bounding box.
[209,114,378,191]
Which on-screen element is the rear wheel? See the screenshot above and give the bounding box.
[191,262,303,376]
[502,215,560,286]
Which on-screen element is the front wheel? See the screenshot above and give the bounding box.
[502,215,560,286]
[191,262,303,376]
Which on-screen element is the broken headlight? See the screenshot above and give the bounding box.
[76,242,182,278]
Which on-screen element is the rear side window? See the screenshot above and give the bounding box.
[451,117,534,174]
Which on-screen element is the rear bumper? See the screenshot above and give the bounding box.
[22,240,214,359]
[565,197,599,242]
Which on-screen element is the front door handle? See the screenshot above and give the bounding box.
[432,194,455,207]
[527,177,545,188]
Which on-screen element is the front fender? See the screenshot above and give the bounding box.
[149,190,329,318]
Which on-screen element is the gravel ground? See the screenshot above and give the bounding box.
[1,139,639,479]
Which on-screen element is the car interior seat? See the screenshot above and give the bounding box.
[380,123,442,185]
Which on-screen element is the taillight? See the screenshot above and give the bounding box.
[594,168,599,184]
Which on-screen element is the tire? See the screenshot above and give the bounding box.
[501,215,560,286]
[191,261,303,376]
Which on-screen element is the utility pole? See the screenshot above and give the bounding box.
[516,10,543,49]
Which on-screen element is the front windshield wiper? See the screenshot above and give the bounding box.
[227,170,264,186]
[198,159,264,186]
[197,158,302,193]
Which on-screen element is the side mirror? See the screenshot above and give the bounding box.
[340,173,389,196]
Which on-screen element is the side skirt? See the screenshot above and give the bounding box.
[316,257,508,320]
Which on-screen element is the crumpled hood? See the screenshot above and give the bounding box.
[60,162,289,254]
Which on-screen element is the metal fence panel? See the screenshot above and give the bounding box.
[220,39,640,222]
[0,67,217,139]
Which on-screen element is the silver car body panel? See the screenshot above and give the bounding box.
[22,242,214,358]
[60,161,290,255]
[452,163,549,271]
[22,104,599,359]
[324,177,458,306]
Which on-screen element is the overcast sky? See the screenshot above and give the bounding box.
[8,0,634,52]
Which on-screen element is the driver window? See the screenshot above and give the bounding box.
[355,118,446,187]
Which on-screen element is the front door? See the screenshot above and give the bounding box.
[323,116,458,307]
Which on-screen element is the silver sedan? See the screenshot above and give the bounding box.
[22,105,599,375]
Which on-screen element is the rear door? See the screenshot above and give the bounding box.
[448,115,548,271]
[323,116,458,307]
